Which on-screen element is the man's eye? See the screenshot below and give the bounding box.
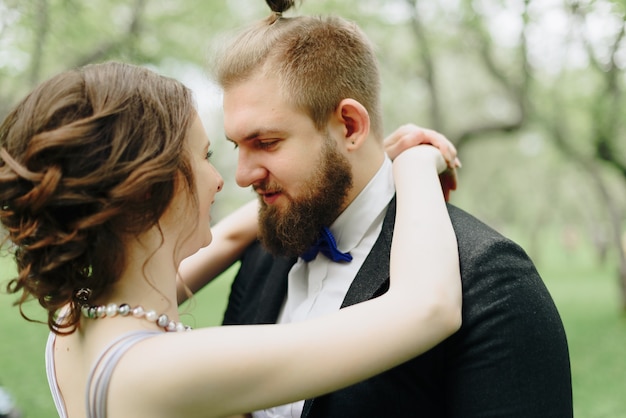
[258,140,277,149]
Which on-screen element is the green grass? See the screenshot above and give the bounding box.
[1,240,625,417]
[542,263,626,418]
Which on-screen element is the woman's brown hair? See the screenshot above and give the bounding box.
[0,62,195,334]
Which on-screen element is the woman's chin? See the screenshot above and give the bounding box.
[204,232,213,247]
[181,233,212,260]
[198,233,213,251]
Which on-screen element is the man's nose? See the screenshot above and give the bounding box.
[235,149,267,188]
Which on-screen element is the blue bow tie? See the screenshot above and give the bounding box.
[301,227,353,263]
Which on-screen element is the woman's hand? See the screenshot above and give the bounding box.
[384,124,461,201]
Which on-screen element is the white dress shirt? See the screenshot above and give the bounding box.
[253,157,395,418]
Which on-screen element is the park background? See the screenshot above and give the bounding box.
[0,0,625,416]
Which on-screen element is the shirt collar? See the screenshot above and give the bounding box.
[329,157,394,253]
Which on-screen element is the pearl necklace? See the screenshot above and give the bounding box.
[75,288,191,333]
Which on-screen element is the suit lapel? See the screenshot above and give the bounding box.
[255,256,297,324]
[341,197,396,308]
[302,197,396,417]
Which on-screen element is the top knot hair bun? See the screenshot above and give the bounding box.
[266,0,296,14]
[266,0,298,22]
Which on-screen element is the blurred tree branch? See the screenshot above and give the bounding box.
[402,0,626,308]
[538,87,626,308]
[405,0,530,148]
[565,1,626,302]
[29,0,50,86]
[73,0,147,67]
[453,0,531,148]
[1,0,624,308]
[572,2,626,178]
[404,0,444,131]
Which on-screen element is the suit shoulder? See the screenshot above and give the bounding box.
[447,204,517,249]
[446,204,540,273]
[447,204,502,238]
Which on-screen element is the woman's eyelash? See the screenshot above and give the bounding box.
[206,150,214,160]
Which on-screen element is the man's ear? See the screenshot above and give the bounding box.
[333,98,370,151]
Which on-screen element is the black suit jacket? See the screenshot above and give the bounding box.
[223,202,573,417]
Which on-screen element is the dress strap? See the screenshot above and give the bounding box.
[45,333,69,418]
[86,330,160,418]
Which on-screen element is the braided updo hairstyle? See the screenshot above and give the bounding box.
[0,62,196,334]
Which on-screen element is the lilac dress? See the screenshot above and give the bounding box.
[45,330,159,418]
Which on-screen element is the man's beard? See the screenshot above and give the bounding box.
[257,135,353,257]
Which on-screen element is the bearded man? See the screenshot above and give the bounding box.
[214,1,573,417]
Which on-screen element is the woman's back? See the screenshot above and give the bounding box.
[46,331,160,418]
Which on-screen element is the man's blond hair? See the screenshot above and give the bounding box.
[214,10,383,139]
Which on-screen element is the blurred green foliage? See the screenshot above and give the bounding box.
[1,0,623,289]
[0,1,625,414]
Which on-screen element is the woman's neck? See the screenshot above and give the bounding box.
[100,231,182,320]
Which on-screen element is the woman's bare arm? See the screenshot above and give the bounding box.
[115,145,461,418]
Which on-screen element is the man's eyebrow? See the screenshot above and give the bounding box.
[225,130,260,144]
[225,129,285,143]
